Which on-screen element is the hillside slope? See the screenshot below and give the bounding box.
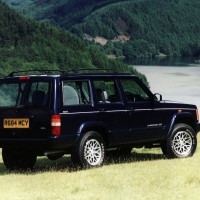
[72,0,200,58]
[3,0,200,59]
[1,0,124,28]
[0,1,148,83]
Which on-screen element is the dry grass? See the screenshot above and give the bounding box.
[1,136,200,200]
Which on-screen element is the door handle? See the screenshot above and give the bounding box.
[99,108,107,111]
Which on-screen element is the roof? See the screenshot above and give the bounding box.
[3,69,135,79]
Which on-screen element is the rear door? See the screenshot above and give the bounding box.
[59,78,97,141]
[92,78,130,145]
[0,78,52,140]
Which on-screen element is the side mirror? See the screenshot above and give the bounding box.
[154,93,162,101]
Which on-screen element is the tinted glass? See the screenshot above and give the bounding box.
[93,80,121,103]
[63,80,91,106]
[0,81,50,107]
[120,79,150,102]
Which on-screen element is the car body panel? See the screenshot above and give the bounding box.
[0,73,198,155]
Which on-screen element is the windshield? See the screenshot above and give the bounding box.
[0,81,50,107]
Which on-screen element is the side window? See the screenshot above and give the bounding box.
[120,79,150,102]
[93,80,121,103]
[63,80,91,106]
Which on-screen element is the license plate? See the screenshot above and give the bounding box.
[3,118,29,128]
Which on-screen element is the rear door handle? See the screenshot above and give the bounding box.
[99,108,107,111]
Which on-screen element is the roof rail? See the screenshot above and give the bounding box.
[68,68,118,74]
[7,70,66,77]
[7,68,118,77]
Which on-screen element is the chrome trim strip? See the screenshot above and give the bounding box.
[60,110,129,114]
[134,108,196,111]
[60,108,196,114]
[60,111,99,115]
[105,110,129,113]
[155,108,196,111]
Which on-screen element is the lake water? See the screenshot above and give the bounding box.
[132,57,200,110]
[127,56,200,66]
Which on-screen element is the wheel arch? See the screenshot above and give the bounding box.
[167,112,196,138]
[77,121,110,147]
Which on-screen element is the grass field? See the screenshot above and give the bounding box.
[1,136,200,200]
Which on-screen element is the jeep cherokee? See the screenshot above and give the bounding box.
[0,70,198,170]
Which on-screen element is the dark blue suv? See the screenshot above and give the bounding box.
[0,71,199,170]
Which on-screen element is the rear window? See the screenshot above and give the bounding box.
[0,81,51,107]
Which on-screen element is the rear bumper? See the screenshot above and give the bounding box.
[0,135,77,154]
[0,138,48,148]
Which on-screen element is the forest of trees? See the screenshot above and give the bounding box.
[0,1,148,85]
[1,0,124,28]
[5,0,200,59]
[72,0,200,59]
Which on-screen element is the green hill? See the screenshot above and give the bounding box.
[1,0,123,28]
[0,1,147,84]
[3,0,200,59]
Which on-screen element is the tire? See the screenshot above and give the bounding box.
[71,131,105,168]
[165,123,197,158]
[2,148,37,171]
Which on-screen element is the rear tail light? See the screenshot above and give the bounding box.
[51,115,61,136]
[196,109,199,122]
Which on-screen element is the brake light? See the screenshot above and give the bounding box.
[51,115,61,136]
[19,76,30,80]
